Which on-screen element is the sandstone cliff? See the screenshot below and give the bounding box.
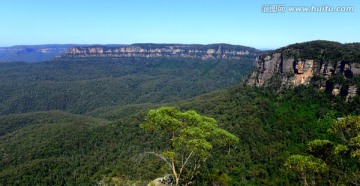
[247,40,360,100]
[61,44,260,59]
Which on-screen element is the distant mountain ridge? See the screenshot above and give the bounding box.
[0,44,127,63]
[0,43,260,62]
[0,44,77,63]
[61,43,261,59]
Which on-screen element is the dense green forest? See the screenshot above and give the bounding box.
[0,41,360,185]
[1,83,359,185]
[0,57,254,115]
[271,40,360,65]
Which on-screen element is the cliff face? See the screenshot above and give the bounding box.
[61,44,260,59]
[248,53,360,86]
[247,41,360,100]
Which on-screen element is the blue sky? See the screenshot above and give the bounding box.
[0,0,359,49]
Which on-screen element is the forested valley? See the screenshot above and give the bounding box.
[0,41,360,185]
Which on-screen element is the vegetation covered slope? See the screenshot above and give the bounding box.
[0,83,359,185]
[0,56,254,115]
[278,40,360,62]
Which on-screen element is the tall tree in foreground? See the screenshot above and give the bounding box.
[141,107,239,185]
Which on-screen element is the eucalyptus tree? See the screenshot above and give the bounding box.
[141,107,239,185]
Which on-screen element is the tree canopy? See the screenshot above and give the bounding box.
[286,115,360,185]
[140,106,239,185]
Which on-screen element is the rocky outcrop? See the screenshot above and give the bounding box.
[148,174,174,186]
[248,53,360,86]
[346,85,358,101]
[247,40,360,100]
[247,53,320,86]
[61,44,259,59]
[148,178,168,186]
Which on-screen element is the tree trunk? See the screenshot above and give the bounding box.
[302,172,309,186]
[171,161,179,185]
[175,177,179,186]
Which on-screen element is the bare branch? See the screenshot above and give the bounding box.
[178,151,194,180]
[142,152,172,170]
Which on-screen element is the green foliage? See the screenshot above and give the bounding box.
[290,115,360,185]
[329,115,360,142]
[206,169,231,186]
[330,115,360,163]
[0,51,359,185]
[0,110,109,136]
[285,155,327,175]
[334,144,349,155]
[279,40,360,63]
[0,83,359,185]
[141,107,238,185]
[285,155,327,186]
[0,57,253,115]
[0,111,156,185]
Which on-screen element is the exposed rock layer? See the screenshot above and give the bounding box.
[247,41,360,100]
[62,44,260,59]
[248,53,360,86]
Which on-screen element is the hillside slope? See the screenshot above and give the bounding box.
[0,56,255,115]
[1,83,359,185]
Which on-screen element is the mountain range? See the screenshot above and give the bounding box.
[0,43,260,63]
[0,40,359,185]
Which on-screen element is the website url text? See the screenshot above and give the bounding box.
[262,5,355,13]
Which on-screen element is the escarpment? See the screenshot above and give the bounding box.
[247,40,360,100]
[60,44,260,59]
